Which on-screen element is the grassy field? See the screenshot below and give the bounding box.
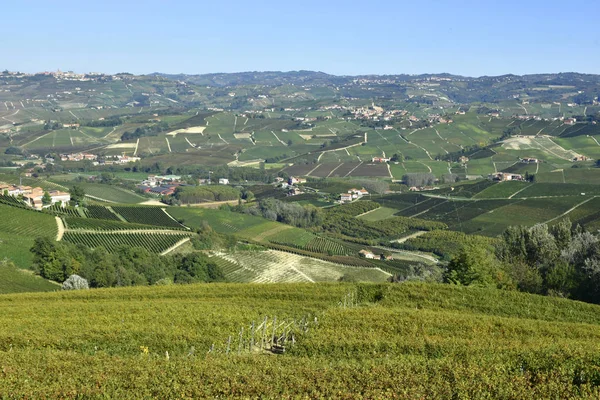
[0,262,59,294]
[167,207,282,238]
[78,183,146,204]
[357,206,398,221]
[0,204,58,268]
[2,283,600,397]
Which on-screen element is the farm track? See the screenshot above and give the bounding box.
[55,217,65,241]
[160,237,191,255]
[543,196,597,224]
[390,231,428,244]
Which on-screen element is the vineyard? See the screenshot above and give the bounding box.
[85,205,121,221]
[62,231,191,253]
[62,217,168,231]
[270,236,352,256]
[210,250,390,283]
[47,204,84,217]
[111,206,185,229]
[1,283,600,397]
[0,194,27,209]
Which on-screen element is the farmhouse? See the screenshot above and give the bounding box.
[491,172,523,182]
[218,178,230,185]
[23,188,71,209]
[521,157,539,164]
[288,177,307,185]
[340,193,352,203]
[358,249,377,259]
[458,156,469,164]
[371,157,390,163]
[573,155,589,162]
[564,118,577,125]
[347,188,369,199]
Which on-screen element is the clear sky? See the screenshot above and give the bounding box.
[2,0,598,77]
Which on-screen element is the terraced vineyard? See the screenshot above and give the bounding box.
[210,250,390,283]
[62,231,191,253]
[47,204,84,217]
[112,206,185,229]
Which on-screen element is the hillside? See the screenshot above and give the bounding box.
[1,282,600,398]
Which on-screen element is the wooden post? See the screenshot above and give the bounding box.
[261,316,268,349]
[271,316,277,348]
[226,335,231,355]
[238,327,243,354]
[250,321,255,350]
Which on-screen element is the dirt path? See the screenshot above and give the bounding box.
[344,162,363,177]
[271,131,287,146]
[165,138,172,152]
[85,194,117,203]
[327,163,344,177]
[133,138,139,156]
[390,230,428,244]
[218,134,229,144]
[55,217,65,241]
[543,196,597,224]
[254,224,293,241]
[354,206,382,218]
[160,237,191,255]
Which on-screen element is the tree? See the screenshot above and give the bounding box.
[444,244,512,288]
[62,275,89,290]
[70,185,85,206]
[42,191,52,206]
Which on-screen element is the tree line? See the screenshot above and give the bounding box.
[444,219,600,304]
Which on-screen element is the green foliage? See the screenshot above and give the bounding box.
[173,185,240,204]
[0,259,58,294]
[444,244,511,288]
[30,238,223,287]
[61,232,190,254]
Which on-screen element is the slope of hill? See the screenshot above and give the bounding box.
[1,282,600,398]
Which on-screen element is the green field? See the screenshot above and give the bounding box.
[356,206,398,221]
[0,204,58,268]
[78,183,146,204]
[2,283,600,397]
[0,261,59,294]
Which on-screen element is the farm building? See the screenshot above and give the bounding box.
[458,156,469,164]
[521,157,539,164]
[347,188,369,199]
[371,157,390,163]
[564,118,577,125]
[573,156,589,162]
[288,177,307,185]
[491,173,523,182]
[359,249,377,259]
[218,178,230,185]
[340,193,352,203]
[23,188,70,209]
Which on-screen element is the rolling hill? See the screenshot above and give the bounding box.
[1,282,599,398]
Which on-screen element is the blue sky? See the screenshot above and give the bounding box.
[2,0,598,76]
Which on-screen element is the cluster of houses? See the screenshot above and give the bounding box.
[137,175,232,196]
[340,188,369,203]
[59,153,140,165]
[0,182,70,209]
[408,186,440,192]
[60,152,97,162]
